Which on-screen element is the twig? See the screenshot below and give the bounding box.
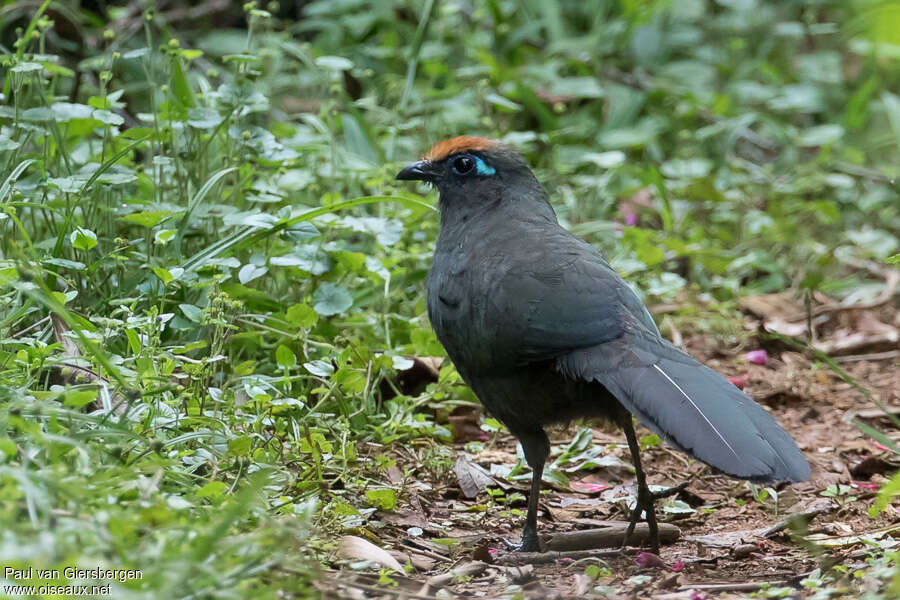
[545,522,681,551]
[423,560,488,588]
[678,581,789,592]
[763,499,836,538]
[495,548,630,565]
[314,578,437,600]
[399,541,454,563]
[834,350,900,363]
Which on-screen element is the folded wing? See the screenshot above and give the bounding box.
[503,242,810,483]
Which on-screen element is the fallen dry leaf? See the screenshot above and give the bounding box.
[454,456,496,499]
[338,535,403,571]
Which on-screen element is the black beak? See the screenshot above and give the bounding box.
[396,160,436,182]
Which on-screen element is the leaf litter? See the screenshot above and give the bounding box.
[321,299,899,599]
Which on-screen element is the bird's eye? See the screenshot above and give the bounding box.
[452,156,475,175]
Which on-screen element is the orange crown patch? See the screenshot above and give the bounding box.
[424,136,499,162]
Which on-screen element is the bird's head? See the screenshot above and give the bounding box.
[396,136,551,220]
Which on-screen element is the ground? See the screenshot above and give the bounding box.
[322,300,899,599]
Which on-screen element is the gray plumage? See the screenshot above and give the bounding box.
[398,138,810,551]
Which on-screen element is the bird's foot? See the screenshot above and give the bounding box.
[623,502,658,554]
[503,530,541,552]
[621,482,688,554]
[516,534,542,553]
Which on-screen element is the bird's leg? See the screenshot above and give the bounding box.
[619,412,661,554]
[517,429,550,552]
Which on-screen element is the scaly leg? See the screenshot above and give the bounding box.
[517,429,550,552]
[618,412,661,553]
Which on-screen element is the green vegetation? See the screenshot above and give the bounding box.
[0,0,898,597]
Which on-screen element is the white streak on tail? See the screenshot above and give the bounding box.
[651,363,740,461]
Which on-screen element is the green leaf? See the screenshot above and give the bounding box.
[312,283,353,316]
[303,360,333,377]
[50,102,94,121]
[171,55,195,108]
[846,229,898,259]
[121,210,175,228]
[299,432,332,453]
[365,488,398,511]
[197,481,228,499]
[662,499,696,514]
[92,109,124,126]
[286,303,318,328]
[869,471,900,517]
[227,436,252,457]
[70,227,98,251]
[64,389,98,408]
[238,264,267,284]
[125,329,141,355]
[180,304,204,323]
[0,437,17,459]
[154,229,177,245]
[797,124,844,147]
[43,258,85,271]
[315,55,353,71]
[660,158,712,179]
[187,107,224,129]
[640,434,661,450]
[276,345,296,368]
[179,49,203,60]
[12,62,43,73]
[152,267,174,285]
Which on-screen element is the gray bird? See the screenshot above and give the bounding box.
[397,136,810,553]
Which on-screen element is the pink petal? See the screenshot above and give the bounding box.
[728,375,749,389]
[634,552,665,569]
[690,593,706,600]
[570,481,609,493]
[670,560,685,572]
[745,350,768,366]
[624,212,638,226]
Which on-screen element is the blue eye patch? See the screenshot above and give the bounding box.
[474,156,496,176]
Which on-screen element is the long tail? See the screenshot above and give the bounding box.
[557,334,810,483]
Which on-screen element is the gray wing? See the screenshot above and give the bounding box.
[495,235,658,364]
[497,235,809,483]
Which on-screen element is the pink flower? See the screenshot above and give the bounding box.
[728,375,749,389]
[634,552,665,569]
[745,350,768,365]
[624,212,638,226]
[670,560,685,572]
[690,593,706,600]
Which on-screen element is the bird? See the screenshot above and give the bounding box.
[396,136,810,554]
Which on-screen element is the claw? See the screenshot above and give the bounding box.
[502,532,542,552]
[622,481,688,554]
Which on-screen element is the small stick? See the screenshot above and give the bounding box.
[495,548,631,565]
[678,581,789,592]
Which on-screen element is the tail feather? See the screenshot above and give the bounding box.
[557,335,810,483]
